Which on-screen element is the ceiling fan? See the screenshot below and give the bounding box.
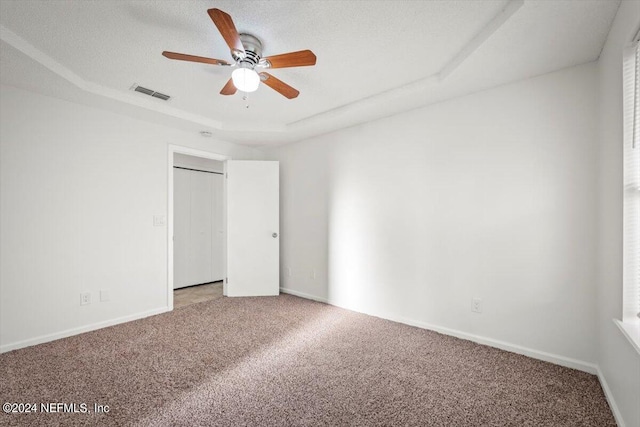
[162,8,316,99]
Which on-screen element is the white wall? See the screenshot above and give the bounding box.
[0,84,262,352]
[267,62,600,367]
[596,1,640,426]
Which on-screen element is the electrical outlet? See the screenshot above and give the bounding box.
[287,267,292,277]
[472,298,482,313]
[100,289,110,302]
[311,269,316,280]
[153,215,166,227]
[80,292,91,306]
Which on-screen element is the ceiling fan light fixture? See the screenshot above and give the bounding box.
[231,68,260,93]
[162,8,316,99]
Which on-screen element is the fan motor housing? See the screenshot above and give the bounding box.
[233,33,263,68]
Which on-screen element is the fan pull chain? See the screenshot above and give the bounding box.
[243,94,250,109]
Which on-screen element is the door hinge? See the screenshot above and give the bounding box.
[225,277,228,283]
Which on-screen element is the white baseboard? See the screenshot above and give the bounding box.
[280,288,597,374]
[391,313,597,374]
[597,367,626,427]
[0,306,170,354]
[280,287,328,303]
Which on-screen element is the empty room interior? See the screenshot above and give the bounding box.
[1,1,639,426]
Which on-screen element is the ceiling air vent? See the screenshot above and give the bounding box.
[151,92,170,101]
[131,84,171,101]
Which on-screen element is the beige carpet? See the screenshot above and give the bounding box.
[173,281,224,309]
[0,295,614,426]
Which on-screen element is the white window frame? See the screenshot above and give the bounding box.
[616,33,640,354]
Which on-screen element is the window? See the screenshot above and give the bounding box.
[619,36,640,353]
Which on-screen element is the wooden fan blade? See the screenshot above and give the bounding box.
[259,72,299,99]
[220,78,237,96]
[263,50,316,69]
[162,51,229,66]
[208,8,244,54]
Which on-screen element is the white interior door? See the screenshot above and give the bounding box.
[173,168,191,289]
[226,160,279,297]
[189,171,214,285]
[174,168,222,289]
[212,173,225,282]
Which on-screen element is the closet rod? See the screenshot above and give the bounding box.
[173,166,223,175]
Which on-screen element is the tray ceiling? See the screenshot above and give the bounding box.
[0,0,620,146]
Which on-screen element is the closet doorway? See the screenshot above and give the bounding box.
[167,145,280,309]
[173,153,225,308]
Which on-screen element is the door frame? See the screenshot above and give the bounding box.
[167,145,229,310]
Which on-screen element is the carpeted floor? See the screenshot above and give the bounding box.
[173,281,224,309]
[0,295,615,426]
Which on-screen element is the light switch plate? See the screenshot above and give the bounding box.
[153,215,166,227]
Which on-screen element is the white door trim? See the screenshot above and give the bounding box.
[167,145,229,310]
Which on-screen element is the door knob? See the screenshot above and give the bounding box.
[272,232,278,238]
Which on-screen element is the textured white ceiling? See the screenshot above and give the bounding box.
[0,0,621,146]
